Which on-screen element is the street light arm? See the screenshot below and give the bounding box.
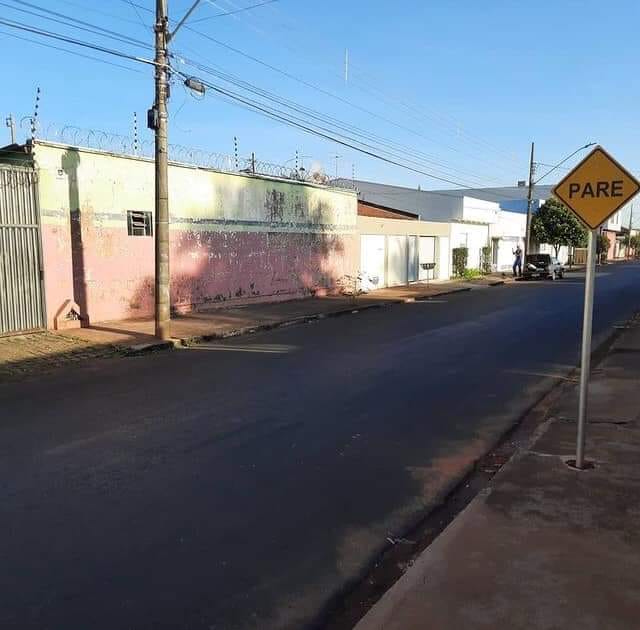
[534,142,597,185]
[168,0,203,42]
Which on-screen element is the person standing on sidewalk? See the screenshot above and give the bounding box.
[512,245,523,277]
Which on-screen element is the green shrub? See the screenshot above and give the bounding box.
[462,268,482,280]
[480,246,492,274]
[452,247,468,278]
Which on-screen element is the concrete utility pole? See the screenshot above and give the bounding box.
[150,0,203,339]
[153,0,170,339]
[5,114,16,144]
[524,141,535,258]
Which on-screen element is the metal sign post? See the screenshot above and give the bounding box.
[576,229,597,469]
[552,146,640,469]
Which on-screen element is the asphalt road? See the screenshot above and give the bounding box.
[2,263,640,630]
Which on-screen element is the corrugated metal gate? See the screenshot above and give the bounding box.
[0,165,45,335]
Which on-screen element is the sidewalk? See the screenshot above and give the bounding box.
[0,280,476,379]
[55,281,475,348]
[355,316,640,630]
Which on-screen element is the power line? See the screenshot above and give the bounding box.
[172,72,532,202]
[180,29,502,173]
[226,0,521,169]
[0,17,159,67]
[180,27,519,178]
[56,0,148,29]
[206,89,536,203]
[115,0,157,18]
[535,162,570,172]
[173,69,505,190]
[0,7,467,183]
[114,0,520,176]
[112,0,521,176]
[0,27,145,73]
[3,0,152,50]
[124,0,150,30]
[347,64,519,165]
[174,55,488,179]
[175,55,496,186]
[0,11,528,200]
[192,0,279,23]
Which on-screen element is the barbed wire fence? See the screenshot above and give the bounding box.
[18,119,356,190]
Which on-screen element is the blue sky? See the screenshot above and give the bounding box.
[2,0,640,190]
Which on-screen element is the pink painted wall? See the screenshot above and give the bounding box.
[54,227,357,324]
[72,222,155,323]
[41,222,74,326]
[602,229,618,261]
[171,230,356,311]
[35,143,358,326]
[41,220,156,326]
[44,225,356,324]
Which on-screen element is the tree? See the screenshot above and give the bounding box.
[531,199,587,258]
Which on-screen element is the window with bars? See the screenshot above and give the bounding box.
[127,210,153,237]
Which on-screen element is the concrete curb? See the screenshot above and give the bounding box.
[411,287,471,301]
[110,286,481,356]
[125,340,177,356]
[113,287,474,354]
[167,287,473,348]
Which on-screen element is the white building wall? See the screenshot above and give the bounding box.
[418,236,436,280]
[494,237,519,270]
[360,235,386,288]
[539,243,570,264]
[438,236,450,279]
[461,196,501,224]
[490,210,526,239]
[387,235,409,286]
[408,236,418,282]
[489,209,526,271]
[450,222,489,270]
[605,210,622,232]
[357,198,525,278]
[356,215,451,283]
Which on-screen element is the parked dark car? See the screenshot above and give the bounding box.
[522,254,565,280]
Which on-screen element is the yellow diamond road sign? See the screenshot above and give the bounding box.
[553,146,640,229]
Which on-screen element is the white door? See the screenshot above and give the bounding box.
[418,236,436,280]
[408,236,418,282]
[360,234,386,288]
[387,235,408,286]
[438,236,450,279]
